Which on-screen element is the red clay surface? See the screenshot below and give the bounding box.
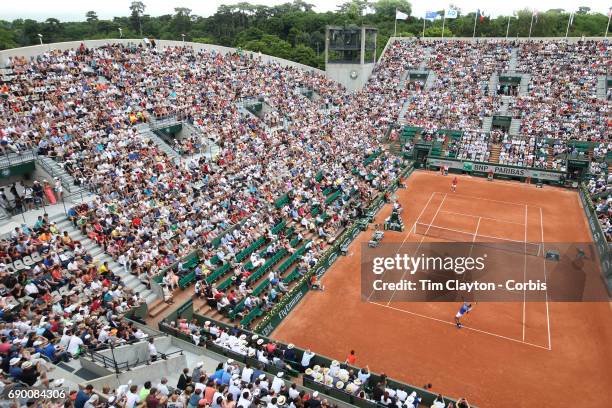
[272,171,612,408]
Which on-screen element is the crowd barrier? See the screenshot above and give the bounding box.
[426,157,566,184]
[158,295,463,407]
[579,185,612,294]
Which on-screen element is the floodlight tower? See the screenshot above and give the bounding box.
[325,25,377,92]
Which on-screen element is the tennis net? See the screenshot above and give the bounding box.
[413,222,542,257]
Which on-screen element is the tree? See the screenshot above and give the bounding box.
[576,7,591,15]
[86,11,98,24]
[372,0,412,20]
[0,25,18,50]
[424,26,452,37]
[171,7,192,35]
[130,1,146,35]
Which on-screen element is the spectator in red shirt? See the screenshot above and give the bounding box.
[346,350,357,365]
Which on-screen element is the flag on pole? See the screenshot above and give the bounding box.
[568,12,574,26]
[478,10,485,23]
[534,10,538,23]
[445,8,458,19]
[425,11,439,21]
[396,9,409,20]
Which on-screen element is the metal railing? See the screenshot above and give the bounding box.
[0,149,36,170]
[84,335,181,374]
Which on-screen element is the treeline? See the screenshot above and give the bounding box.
[0,0,609,69]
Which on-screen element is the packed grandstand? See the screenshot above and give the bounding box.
[0,29,610,408]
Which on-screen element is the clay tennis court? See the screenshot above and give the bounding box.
[272,171,612,407]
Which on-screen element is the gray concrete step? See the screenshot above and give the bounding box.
[50,212,158,305]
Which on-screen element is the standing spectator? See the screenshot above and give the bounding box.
[301,349,315,371]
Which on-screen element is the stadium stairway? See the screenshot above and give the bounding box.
[509,118,521,136]
[397,71,409,89]
[482,116,493,132]
[499,96,512,115]
[596,76,607,99]
[508,48,518,72]
[546,146,554,168]
[490,144,502,163]
[519,74,531,96]
[48,212,158,305]
[140,128,181,163]
[182,122,221,160]
[424,71,437,91]
[36,155,89,198]
[397,100,410,125]
[417,47,431,71]
[488,73,499,96]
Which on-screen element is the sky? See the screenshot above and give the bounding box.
[1,0,611,22]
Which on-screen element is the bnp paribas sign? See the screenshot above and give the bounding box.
[429,158,563,181]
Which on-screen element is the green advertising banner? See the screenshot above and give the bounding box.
[428,157,564,181]
[579,188,612,294]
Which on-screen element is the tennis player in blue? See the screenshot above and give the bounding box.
[455,302,472,328]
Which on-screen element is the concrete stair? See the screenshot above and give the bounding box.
[490,144,502,163]
[181,122,221,160]
[397,100,410,125]
[509,118,521,136]
[508,48,518,72]
[418,48,431,71]
[424,71,437,91]
[546,146,554,168]
[148,299,171,318]
[519,74,531,96]
[482,116,493,132]
[397,71,408,90]
[141,128,181,163]
[488,73,499,96]
[500,96,512,115]
[596,75,607,99]
[35,155,89,197]
[48,213,158,305]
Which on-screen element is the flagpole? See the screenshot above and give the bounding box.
[565,13,572,39]
[506,16,511,39]
[442,10,446,39]
[606,8,611,38]
[528,11,535,39]
[394,9,398,37]
[423,18,426,37]
[473,11,478,38]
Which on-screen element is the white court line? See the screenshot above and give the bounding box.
[386,193,448,306]
[540,207,552,351]
[439,210,526,226]
[365,191,436,302]
[444,191,537,208]
[469,216,482,257]
[522,204,528,342]
[413,222,536,246]
[369,301,551,351]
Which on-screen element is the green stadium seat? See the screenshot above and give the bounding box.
[178,271,196,289]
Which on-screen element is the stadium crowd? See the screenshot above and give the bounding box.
[0,213,148,393]
[163,317,467,408]
[1,41,411,326]
[0,36,609,406]
[394,39,609,172]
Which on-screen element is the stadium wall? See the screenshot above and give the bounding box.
[0,39,325,75]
